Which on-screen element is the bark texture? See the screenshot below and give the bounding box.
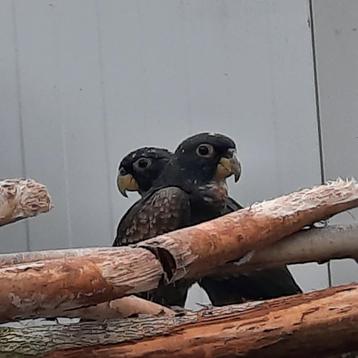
[0,247,113,267]
[0,179,357,322]
[0,285,357,357]
[0,247,163,322]
[1,224,357,274]
[0,179,52,226]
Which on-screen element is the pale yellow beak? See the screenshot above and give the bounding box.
[117,172,139,197]
[215,151,241,182]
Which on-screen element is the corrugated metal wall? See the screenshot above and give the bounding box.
[312,0,358,285]
[0,0,356,307]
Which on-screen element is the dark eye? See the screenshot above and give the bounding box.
[196,144,214,158]
[134,158,152,170]
[118,167,127,176]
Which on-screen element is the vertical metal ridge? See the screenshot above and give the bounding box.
[94,0,115,240]
[11,0,31,251]
[308,0,332,287]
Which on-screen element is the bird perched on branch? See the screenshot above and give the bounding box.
[114,133,301,307]
[114,133,241,245]
[114,133,241,306]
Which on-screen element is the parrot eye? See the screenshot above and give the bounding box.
[118,167,127,176]
[134,158,152,170]
[196,144,214,158]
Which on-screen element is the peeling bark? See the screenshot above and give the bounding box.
[0,179,52,226]
[0,179,357,322]
[1,224,357,275]
[0,247,114,267]
[0,285,357,357]
[0,247,164,322]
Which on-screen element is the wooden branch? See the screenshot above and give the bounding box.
[1,223,356,279]
[0,179,52,226]
[0,247,164,323]
[61,296,174,320]
[206,224,358,278]
[243,223,358,267]
[0,179,357,322]
[1,284,357,357]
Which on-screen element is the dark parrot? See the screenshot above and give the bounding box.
[114,133,241,245]
[114,133,301,306]
[113,133,241,306]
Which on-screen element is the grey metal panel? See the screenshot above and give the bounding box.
[50,1,113,247]
[11,0,72,250]
[312,0,358,285]
[0,0,28,253]
[0,1,328,305]
[9,0,113,249]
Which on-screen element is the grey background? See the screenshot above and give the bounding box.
[312,0,358,285]
[0,0,356,307]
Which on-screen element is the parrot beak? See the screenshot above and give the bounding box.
[117,170,139,197]
[215,149,241,182]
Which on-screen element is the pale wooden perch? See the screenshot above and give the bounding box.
[241,223,358,267]
[206,223,358,278]
[0,179,52,226]
[0,179,357,323]
[0,284,357,357]
[60,295,174,320]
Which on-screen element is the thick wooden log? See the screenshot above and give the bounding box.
[1,223,357,292]
[0,179,52,226]
[0,247,164,322]
[1,224,357,273]
[0,179,357,322]
[0,284,357,357]
[2,224,358,269]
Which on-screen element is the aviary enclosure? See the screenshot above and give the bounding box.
[0,178,357,356]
